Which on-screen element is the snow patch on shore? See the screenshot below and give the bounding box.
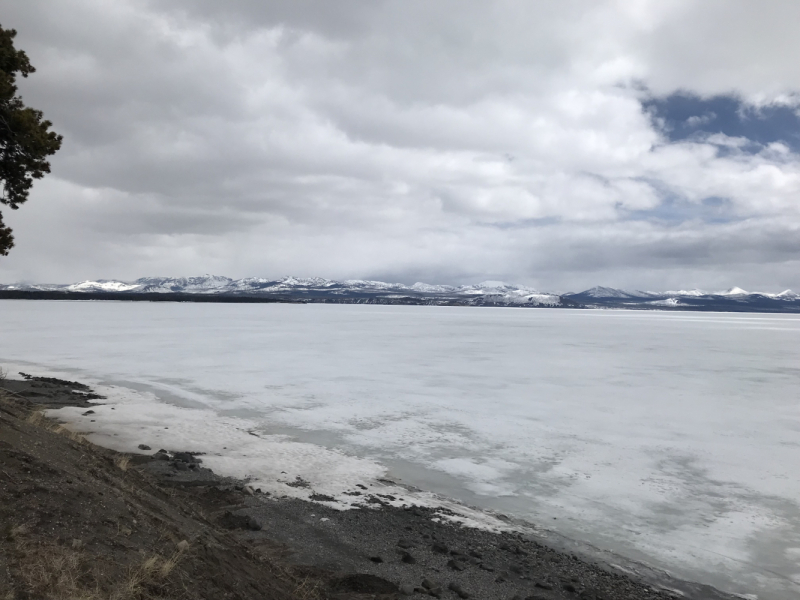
[28,370,516,532]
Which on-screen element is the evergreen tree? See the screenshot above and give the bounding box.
[0,25,62,255]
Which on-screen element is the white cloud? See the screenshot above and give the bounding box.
[1,0,800,291]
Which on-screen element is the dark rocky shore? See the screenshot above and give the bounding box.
[1,374,737,600]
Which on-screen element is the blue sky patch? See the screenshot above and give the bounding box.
[643,93,800,152]
[621,196,738,226]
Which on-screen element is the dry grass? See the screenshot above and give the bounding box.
[11,538,102,600]
[56,424,87,444]
[111,545,188,600]
[8,524,29,540]
[27,412,87,444]
[291,576,323,600]
[9,524,189,600]
[25,410,46,426]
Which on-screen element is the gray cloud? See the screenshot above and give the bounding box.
[1,0,799,291]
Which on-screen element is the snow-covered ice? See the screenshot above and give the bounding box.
[1,301,799,599]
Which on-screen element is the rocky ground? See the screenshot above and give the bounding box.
[0,374,736,600]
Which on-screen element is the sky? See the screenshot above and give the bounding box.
[1,0,799,292]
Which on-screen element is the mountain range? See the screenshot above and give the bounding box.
[1,276,799,312]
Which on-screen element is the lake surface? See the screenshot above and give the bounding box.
[1,301,799,599]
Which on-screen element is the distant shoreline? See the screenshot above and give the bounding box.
[0,289,572,308]
[3,289,800,313]
[0,290,297,303]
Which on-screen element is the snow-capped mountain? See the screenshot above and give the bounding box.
[577,286,660,299]
[663,289,707,297]
[0,275,568,308]
[767,289,799,299]
[716,287,750,296]
[134,275,234,293]
[66,280,142,293]
[1,276,798,312]
[410,282,456,293]
[564,285,800,312]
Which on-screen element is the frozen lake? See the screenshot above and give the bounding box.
[1,301,799,599]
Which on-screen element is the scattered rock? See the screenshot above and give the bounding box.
[369,555,384,563]
[82,410,95,416]
[137,444,151,450]
[447,558,466,571]
[285,476,310,488]
[448,581,470,599]
[219,511,261,531]
[331,574,398,594]
[172,452,199,463]
[309,493,335,502]
[246,517,261,531]
[431,541,449,554]
[399,583,414,595]
[400,551,416,564]
[535,581,554,590]
[397,538,415,549]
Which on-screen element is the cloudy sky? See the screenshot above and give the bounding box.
[1,0,799,292]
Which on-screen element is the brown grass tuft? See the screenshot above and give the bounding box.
[292,575,323,600]
[10,524,188,600]
[26,411,46,426]
[111,547,188,600]
[13,540,102,600]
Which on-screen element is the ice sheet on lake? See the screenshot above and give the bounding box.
[1,302,800,599]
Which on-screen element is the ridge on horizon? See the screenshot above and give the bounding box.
[0,274,796,300]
